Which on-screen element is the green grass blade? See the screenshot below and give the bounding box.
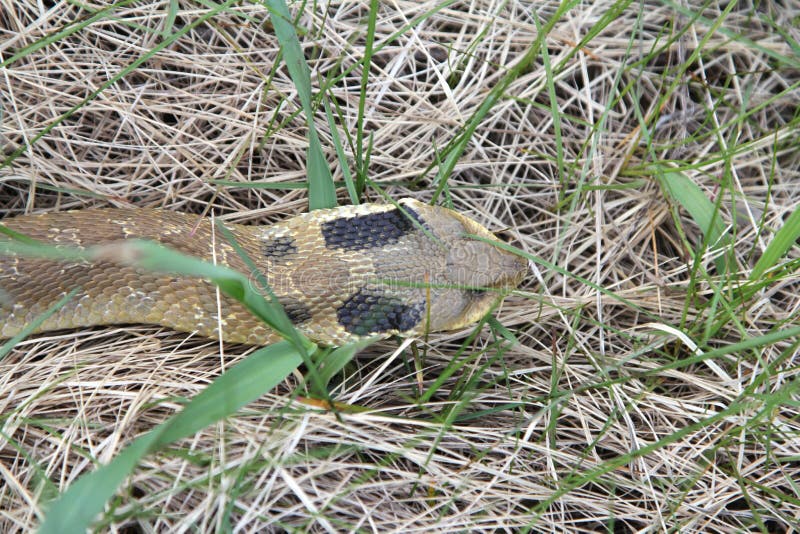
[163,0,179,34]
[353,0,378,199]
[151,343,303,446]
[750,206,800,281]
[533,14,565,193]
[38,341,303,534]
[323,98,359,204]
[38,429,161,534]
[659,171,728,246]
[0,223,41,244]
[317,337,379,386]
[657,170,732,273]
[0,288,79,361]
[264,0,336,210]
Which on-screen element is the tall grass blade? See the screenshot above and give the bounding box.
[264,0,337,210]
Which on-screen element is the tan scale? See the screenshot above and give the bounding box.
[0,199,527,345]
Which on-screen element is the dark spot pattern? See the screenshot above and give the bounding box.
[263,235,297,263]
[278,296,312,324]
[321,207,423,251]
[337,288,423,336]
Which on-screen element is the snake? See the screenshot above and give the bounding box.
[0,198,526,346]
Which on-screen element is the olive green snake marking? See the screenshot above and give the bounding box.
[0,199,527,345]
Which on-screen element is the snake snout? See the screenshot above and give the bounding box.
[445,240,527,289]
[501,252,528,287]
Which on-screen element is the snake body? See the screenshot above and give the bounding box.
[0,199,526,345]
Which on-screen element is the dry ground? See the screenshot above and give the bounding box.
[1,1,799,532]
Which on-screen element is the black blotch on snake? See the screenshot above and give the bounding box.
[277,296,312,324]
[336,288,423,335]
[263,235,297,263]
[321,207,424,251]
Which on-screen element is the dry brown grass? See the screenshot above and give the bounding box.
[2,1,800,532]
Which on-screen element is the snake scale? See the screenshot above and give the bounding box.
[0,198,526,345]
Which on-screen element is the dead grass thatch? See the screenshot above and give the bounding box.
[2,1,799,532]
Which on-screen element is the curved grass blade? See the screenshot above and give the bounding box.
[0,289,79,361]
[316,336,379,386]
[657,170,732,274]
[750,206,800,281]
[263,0,337,210]
[0,238,316,353]
[353,0,379,199]
[38,341,303,534]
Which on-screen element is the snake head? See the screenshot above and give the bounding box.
[401,198,527,290]
[399,199,527,333]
